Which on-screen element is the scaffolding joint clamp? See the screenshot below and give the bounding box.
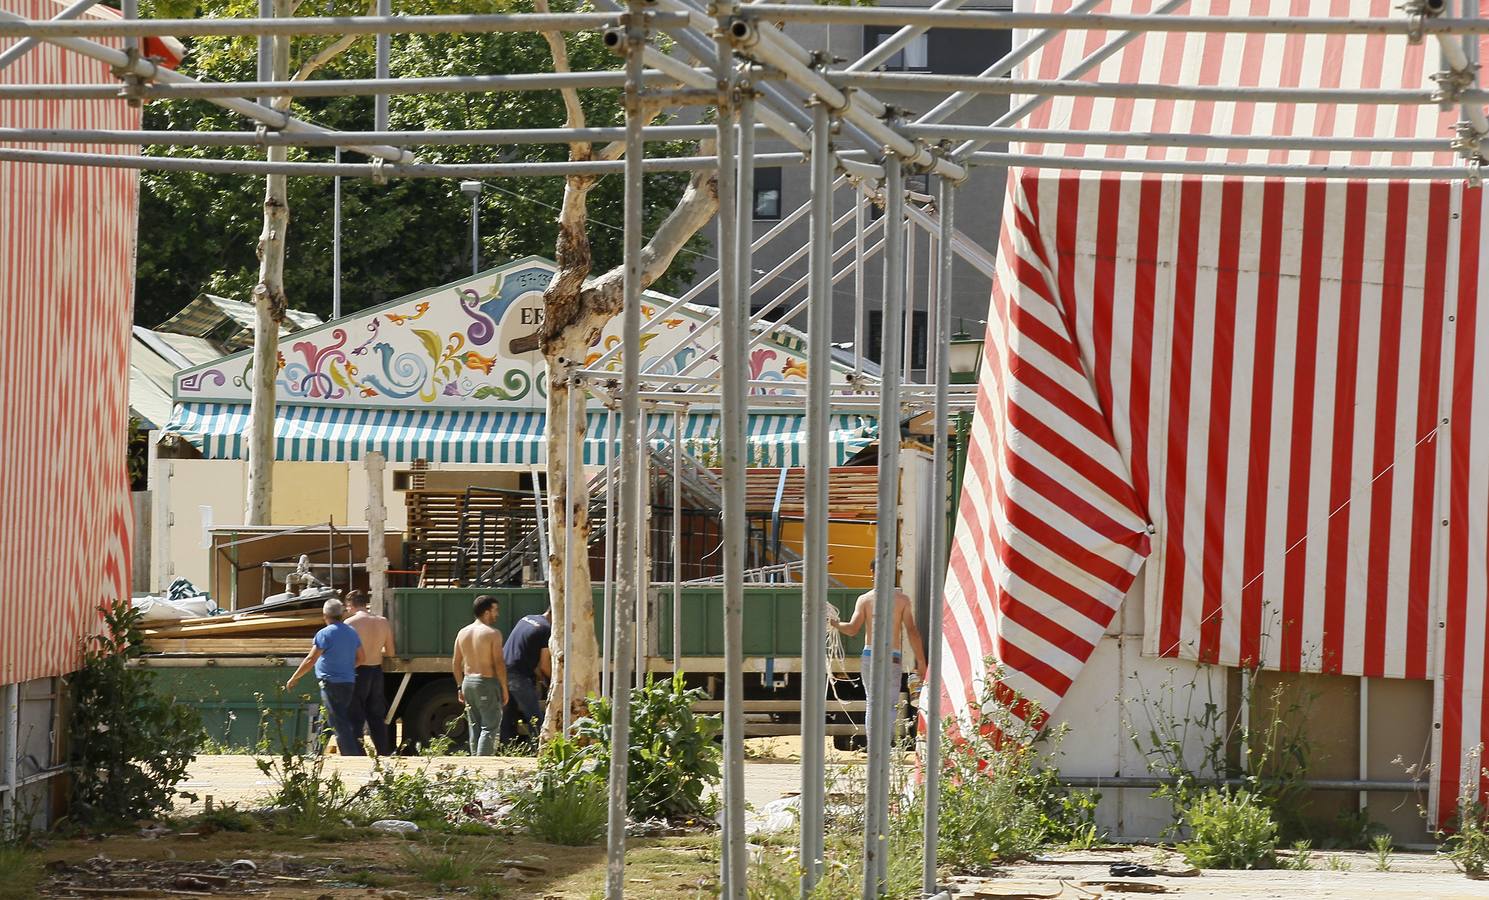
[1398,0,1441,45]
[371,157,390,186]
[1452,119,1486,161]
[1466,155,1482,188]
[1431,63,1479,107]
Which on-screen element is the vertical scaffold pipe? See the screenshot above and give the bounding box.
[564,376,579,733]
[605,3,647,895]
[374,0,390,131]
[863,150,905,900]
[716,11,748,897]
[922,175,956,898]
[800,97,833,899]
[672,408,683,668]
[602,405,617,700]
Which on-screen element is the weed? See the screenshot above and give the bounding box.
[1371,833,1393,872]
[898,670,1100,868]
[354,757,487,824]
[473,880,503,899]
[1326,853,1350,872]
[516,762,608,846]
[399,838,484,887]
[1279,839,1314,871]
[67,599,205,825]
[1444,798,1489,878]
[340,869,392,887]
[1178,788,1278,870]
[418,732,463,757]
[0,844,41,900]
[174,803,260,833]
[1127,668,1318,843]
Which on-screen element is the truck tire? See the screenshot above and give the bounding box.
[400,681,468,753]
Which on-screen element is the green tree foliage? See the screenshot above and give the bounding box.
[67,601,205,826]
[136,0,705,326]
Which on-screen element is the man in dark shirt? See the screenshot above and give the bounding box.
[500,607,551,744]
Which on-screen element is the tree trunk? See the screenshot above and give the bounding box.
[542,328,605,736]
[244,0,293,526]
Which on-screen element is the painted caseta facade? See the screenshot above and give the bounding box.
[173,256,834,409]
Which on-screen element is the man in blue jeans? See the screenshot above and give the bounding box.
[286,598,366,755]
[452,594,509,755]
[500,608,552,745]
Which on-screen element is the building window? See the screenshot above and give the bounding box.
[866,310,929,370]
[753,167,782,220]
[863,25,930,72]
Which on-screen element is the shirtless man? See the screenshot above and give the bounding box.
[345,590,396,755]
[452,595,510,755]
[830,560,927,748]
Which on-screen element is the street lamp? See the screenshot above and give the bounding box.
[947,319,984,385]
[460,180,483,276]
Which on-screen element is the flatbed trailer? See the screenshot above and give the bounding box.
[137,585,908,752]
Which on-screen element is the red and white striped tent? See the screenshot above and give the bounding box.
[0,0,177,685]
[943,0,1489,824]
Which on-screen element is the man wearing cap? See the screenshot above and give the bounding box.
[286,598,366,756]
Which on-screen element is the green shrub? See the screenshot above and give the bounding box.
[1371,833,1393,872]
[559,673,722,821]
[1444,799,1489,878]
[398,838,485,887]
[68,600,205,825]
[1178,789,1278,870]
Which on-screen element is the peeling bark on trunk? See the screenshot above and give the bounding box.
[538,168,720,741]
[245,0,293,527]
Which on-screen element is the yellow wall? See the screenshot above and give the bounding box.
[776,520,876,589]
[270,462,349,526]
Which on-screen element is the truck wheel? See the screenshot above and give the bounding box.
[400,681,468,754]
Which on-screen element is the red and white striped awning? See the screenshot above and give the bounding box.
[0,0,143,684]
[945,0,1489,826]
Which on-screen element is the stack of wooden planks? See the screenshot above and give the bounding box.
[404,489,539,587]
[742,466,880,520]
[141,610,322,656]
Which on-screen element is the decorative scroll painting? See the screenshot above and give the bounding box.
[175,257,838,408]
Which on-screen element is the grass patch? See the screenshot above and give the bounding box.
[0,844,42,900]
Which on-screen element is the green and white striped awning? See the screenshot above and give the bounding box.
[164,402,877,468]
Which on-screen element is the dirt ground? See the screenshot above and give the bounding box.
[12,749,1489,898]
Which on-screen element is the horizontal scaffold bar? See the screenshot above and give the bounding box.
[0,69,697,100]
[0,146,808,177]
[738,7,1489,37]
[0,11,690,38]
[966,150,1473,180]
[827,71,1486,106]
[903,125,1453,153]
[0,125,772,146]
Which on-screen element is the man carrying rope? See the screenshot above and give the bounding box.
[830,560,927,750]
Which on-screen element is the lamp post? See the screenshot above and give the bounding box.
[460,179,483,276]
[946,321,982,544]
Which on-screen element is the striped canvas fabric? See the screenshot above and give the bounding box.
[0,0,140,684]
[945,0,1489,824]
[166,402,878,468]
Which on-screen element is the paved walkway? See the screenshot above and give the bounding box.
[177,754,817,815]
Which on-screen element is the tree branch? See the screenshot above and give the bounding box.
[270,0,376,111]
[533,0,588,158]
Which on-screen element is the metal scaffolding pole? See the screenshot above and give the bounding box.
[0,123,777,147]
[921,177,956,898]
[853,190,866,384]
[0,0,100,73]
[864,149,906,900]
[735,6,1489,36]
[0,10,690,38]
[902,124,1451,152]
[375,0,390,132]
[0,69,692,99]
[1,682,16,836]
[0,8,417,164]
[716,10,748,893]
[800,98,833,899]
[0,147,814,177]
[672,409,683,669]
[605,3,647,894]
[603,405,617,701]
[564,376,579,733]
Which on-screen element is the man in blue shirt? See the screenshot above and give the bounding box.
[500,607,552,745]
[287,598,366,755]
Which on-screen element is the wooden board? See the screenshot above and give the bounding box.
[143,614,320,639]
[141,637,311,655]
